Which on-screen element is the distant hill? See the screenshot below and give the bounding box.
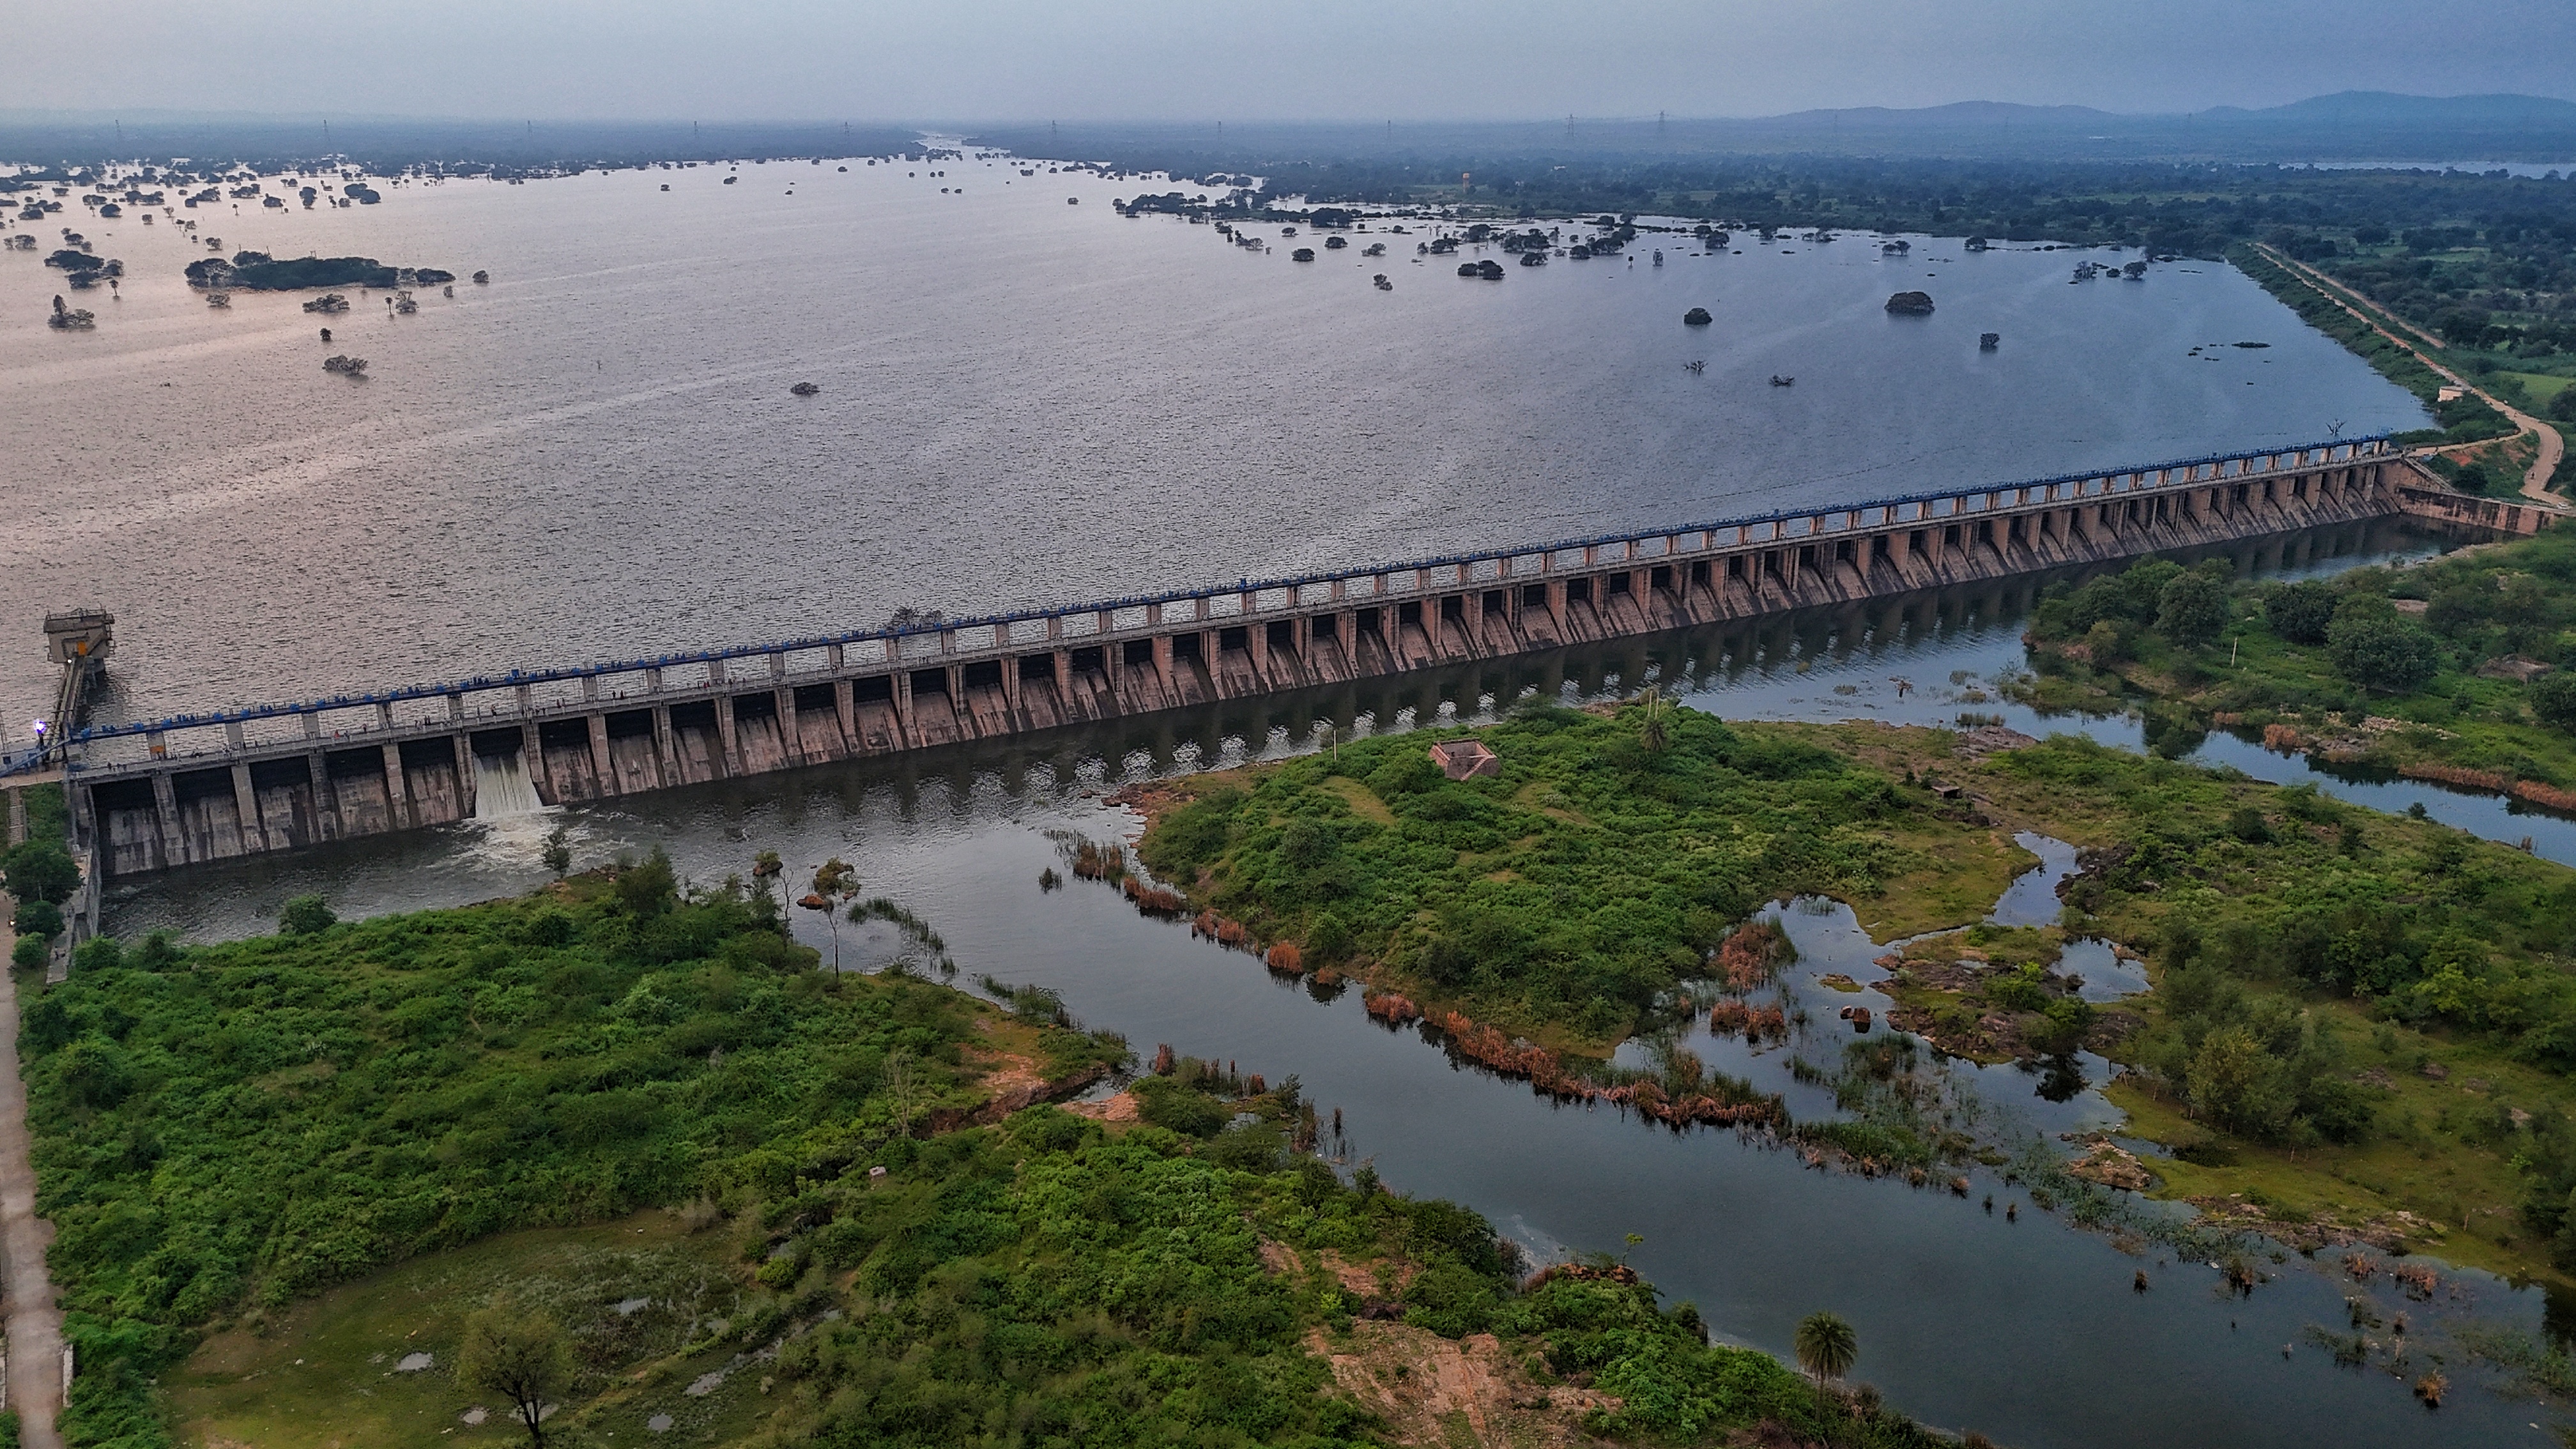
[1753,92,2576,134]
[4,91,2572,169]
[976,92,2576,170]
[2214,91,2576,126]
[1752,100,2126,130]
[1596,91,2576,160]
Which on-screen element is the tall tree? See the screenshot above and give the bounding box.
[1793,1310,1857,1406]
[808,857,861,975]
[1635,686,1672,754]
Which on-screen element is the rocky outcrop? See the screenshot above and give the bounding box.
[1885,291,1935,315]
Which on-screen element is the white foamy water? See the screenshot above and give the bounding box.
[468,749,546,819]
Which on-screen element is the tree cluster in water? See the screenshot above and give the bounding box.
[184,250,456,290]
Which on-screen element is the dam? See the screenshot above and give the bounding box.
[12,437,2550,880]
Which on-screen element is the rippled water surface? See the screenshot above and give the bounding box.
[2,152,2426,737]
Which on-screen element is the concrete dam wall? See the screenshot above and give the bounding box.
[42,439,2549,878]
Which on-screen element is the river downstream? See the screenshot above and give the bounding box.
[103,518,2567,1449]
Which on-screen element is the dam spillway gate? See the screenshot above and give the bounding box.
[27,438,2551,878]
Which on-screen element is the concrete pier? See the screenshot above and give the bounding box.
[29,439,2539,878]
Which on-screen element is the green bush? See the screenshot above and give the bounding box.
[1133,1075,1230,1137]
[2156,569,2230,649]
[12,899,62,941]
[2327,601,2440,694]
[1402,1260,1499,1338]
[1139,708,1909,1040]
[2264,580,2338,645]
[1986,971,2050,1013]
[0,841,78,905]
[2533,671,2576,732]
[1305,913,1354,965]
[31,877,1108,1445]
[276,894,335,936]
[11,937,44,971]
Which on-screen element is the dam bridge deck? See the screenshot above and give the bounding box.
[24,437,2554,878]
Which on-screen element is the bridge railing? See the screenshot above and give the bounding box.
[33,435,2389,774]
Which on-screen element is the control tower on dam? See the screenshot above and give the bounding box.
[16,438,2550,880]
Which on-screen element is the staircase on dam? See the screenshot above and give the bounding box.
[12,439,2553,880]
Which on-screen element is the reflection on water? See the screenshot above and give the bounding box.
[1988,831,2084,927]
[103,519,2559,1448]
[2062,937,2154,1004]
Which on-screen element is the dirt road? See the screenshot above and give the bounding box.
[2256,245,2565,505]
[0,904,64,1449]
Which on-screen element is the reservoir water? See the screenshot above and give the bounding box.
[1,150,2426,744]
[106,523,2569,1449]
[15,142,2532,1446]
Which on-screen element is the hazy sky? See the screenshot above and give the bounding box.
[13,0,2575,122]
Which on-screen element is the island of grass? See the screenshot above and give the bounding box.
[1129,703,2576,1285]
[183,250,455,289]
[31,857,1970,1448]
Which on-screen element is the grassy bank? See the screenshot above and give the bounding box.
[1129,706,2007,1053]
[2229,245,2516,447]
[1137,707,2576,1284]
[2014,538,2576,795]
[1835,725,2576,1282]
[33,861,1975,1448]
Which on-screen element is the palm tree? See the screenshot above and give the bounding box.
[1794,1310,1857,1406]
[1636,686,1672,754]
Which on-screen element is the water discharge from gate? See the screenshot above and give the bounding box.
[470,750,544,819]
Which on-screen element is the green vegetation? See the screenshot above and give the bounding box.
[28,857,1129,1446]
[1157,698,2576,1282]
[35,859,1984,1448]
[1843,722,2576,1280]
[1793,1311,1859,1399]
[4,782,76,967]
[1873,925,2101,1066]
[1993,536,2576,1276]
[1497,1273,1944,1447]
[2228,247,2513,440]
[181,251,454,289]
[452,1298,574,1445]
[1137,705,1971,1046]
[2022,535,2576,791]
[2303,231,2576,385]
[3,778,76,902]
